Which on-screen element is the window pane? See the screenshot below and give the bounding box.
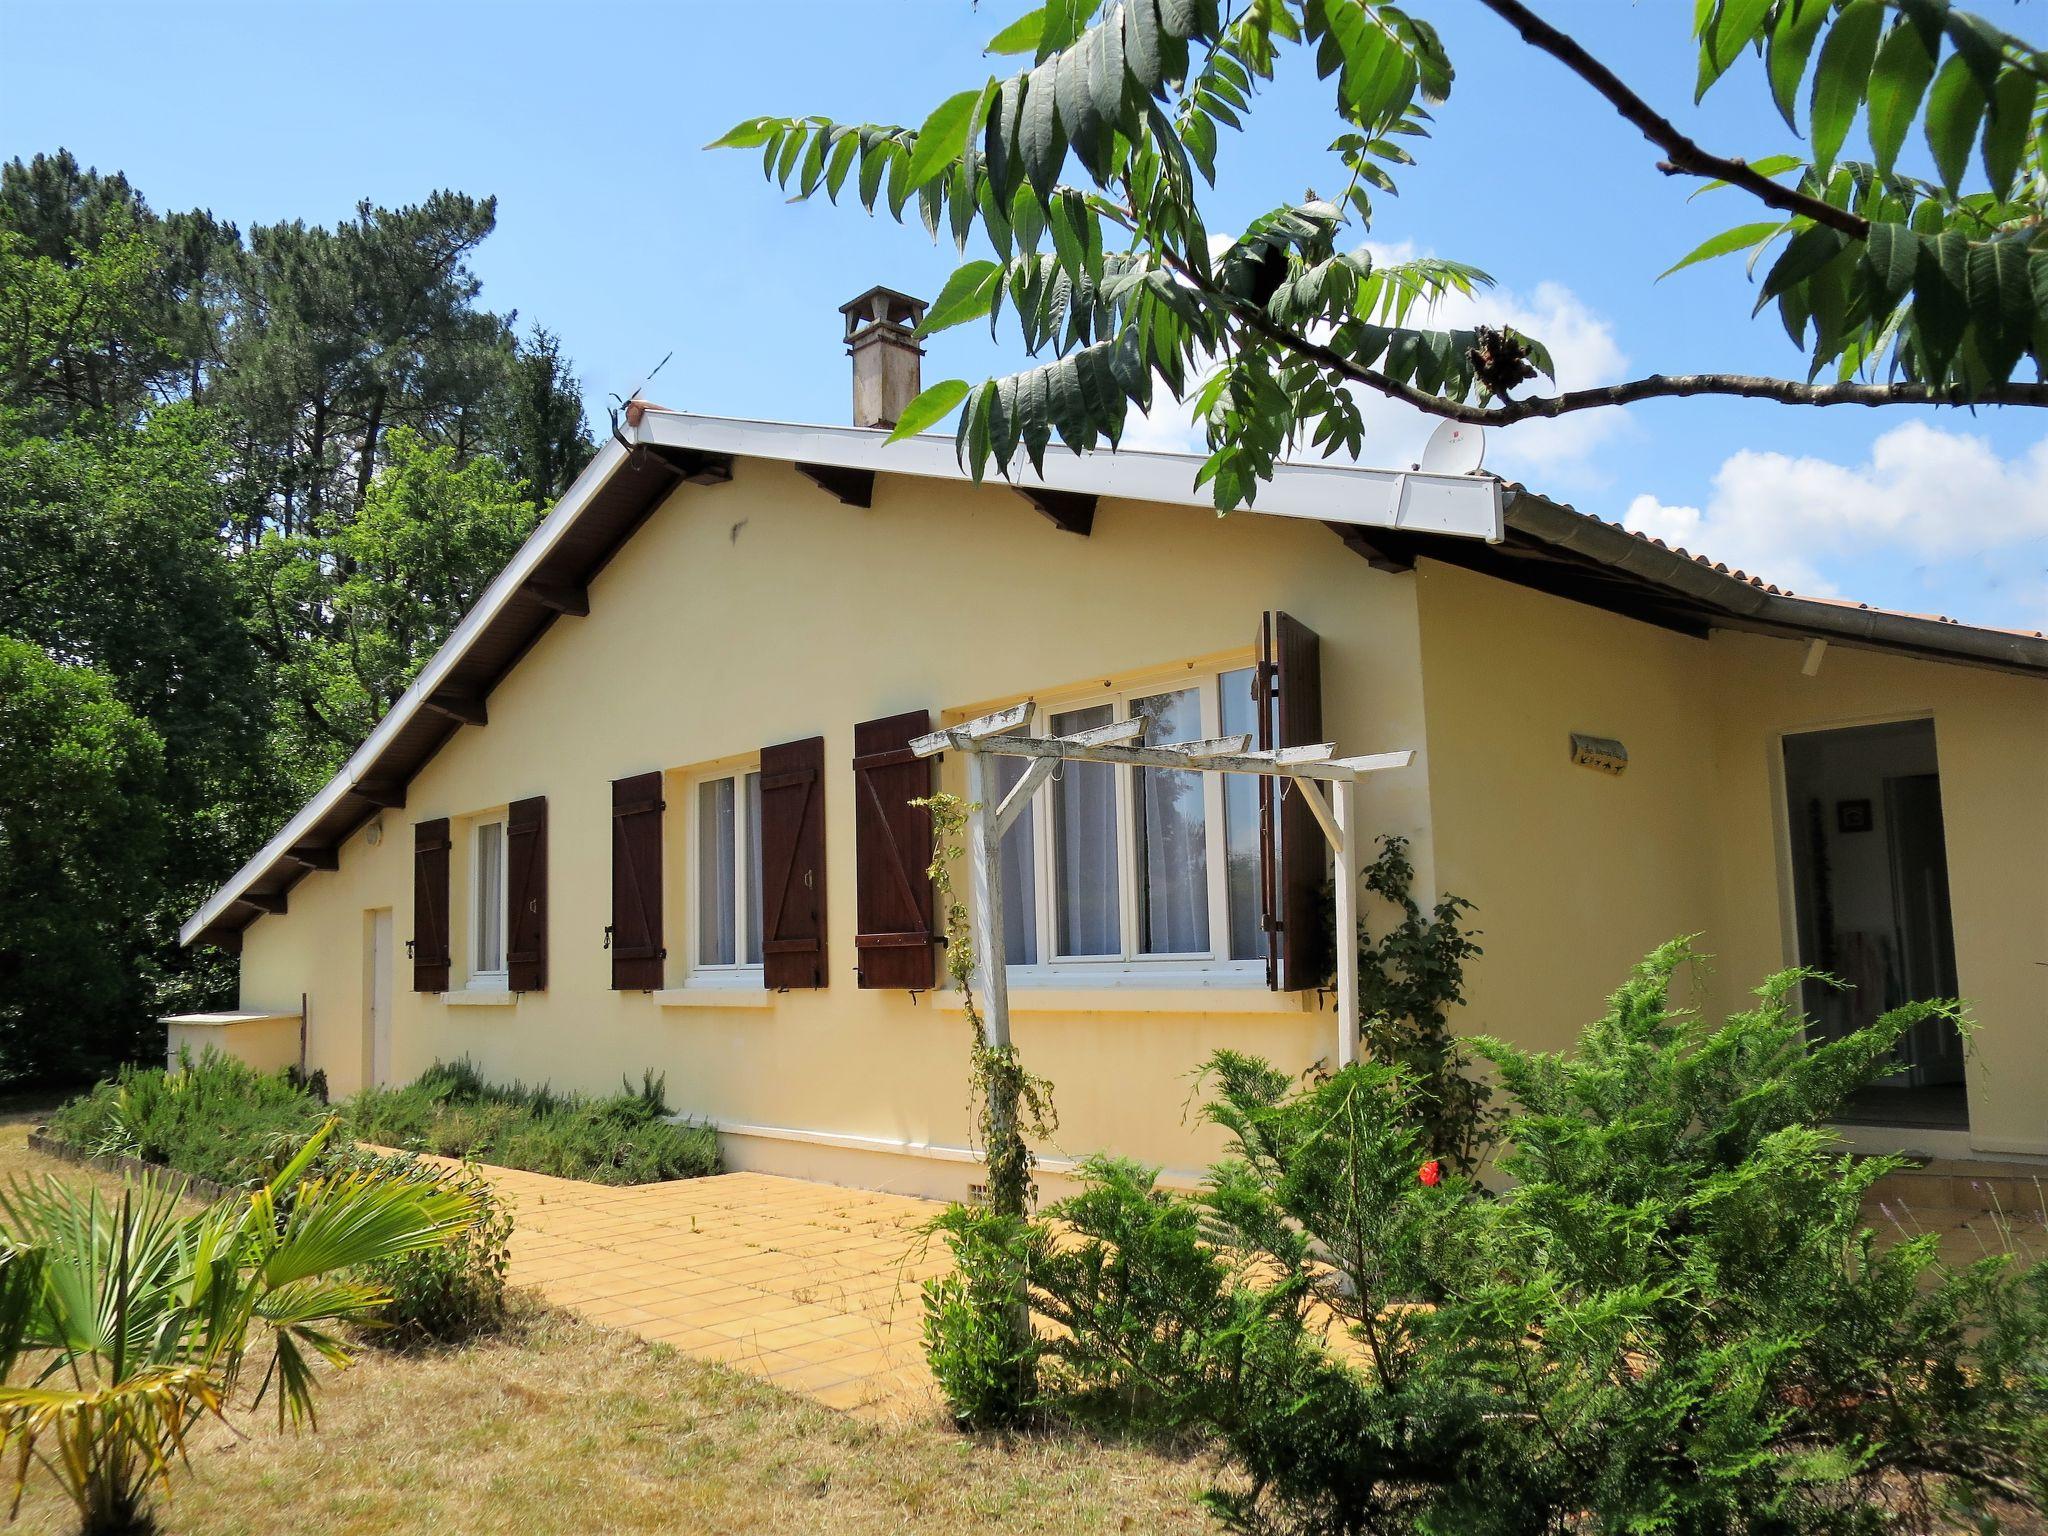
[1133,688,1209,954]
[743,771,764,966]
[1051,703,1120,956]
[475,821,504,973]
[994,753,1038,965]
[1219,667,1266,961]
[697,778,738,966]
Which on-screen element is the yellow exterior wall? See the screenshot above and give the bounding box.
[238,459,1432,1196]
[1415,558,2047,1157]
[1413,560,1720,1057]
[233,466,2048,1189]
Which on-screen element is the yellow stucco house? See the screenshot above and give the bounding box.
[176,290,2048,1196]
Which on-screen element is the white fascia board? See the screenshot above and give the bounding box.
[627,410,1504,542]
[180,437,637,945]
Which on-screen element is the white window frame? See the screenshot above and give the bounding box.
[468,813,509,992]
[684,764,765,987]
[1002,662,1266,989]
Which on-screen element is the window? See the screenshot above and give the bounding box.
[470,816,507,987]
[692,769,764,977]
[999,665,1267,980]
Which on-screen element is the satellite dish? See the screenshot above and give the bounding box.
[1416,419,1486,475]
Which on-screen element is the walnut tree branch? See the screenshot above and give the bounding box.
[1473,0,1871,241]
[1139,236,2048,421]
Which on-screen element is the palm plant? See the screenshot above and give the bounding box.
[0,1119,478,1535]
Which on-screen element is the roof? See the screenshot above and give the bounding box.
[179,411,1505,950]
[182,410,2048,951]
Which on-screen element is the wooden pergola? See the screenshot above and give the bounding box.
[910,704,1413,1071]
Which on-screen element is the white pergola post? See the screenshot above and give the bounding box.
[962,746,1011,1052]
[913,704,1409,1074]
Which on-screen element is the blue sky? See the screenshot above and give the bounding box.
[5,0,2045,631]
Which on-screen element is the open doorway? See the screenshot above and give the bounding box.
[1782,718,1966,1130]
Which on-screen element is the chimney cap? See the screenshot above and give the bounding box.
[840,285,928,341]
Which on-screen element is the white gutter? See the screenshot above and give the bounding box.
[630,409,1507,541]
[183,416,1501,944]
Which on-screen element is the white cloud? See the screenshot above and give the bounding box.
[1622,422,2048,624]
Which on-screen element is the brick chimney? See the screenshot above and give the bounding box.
[840,286,927,429]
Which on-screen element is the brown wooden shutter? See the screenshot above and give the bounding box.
[411,817,451,992]
[852,710,936,989]
[758,736,828,989]
[610,772,665,990]
[1256,611,1329,991]
[506,795,547,992]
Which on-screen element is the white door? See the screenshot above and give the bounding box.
[369,909,394,1087]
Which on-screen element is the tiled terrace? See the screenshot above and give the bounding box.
[454,1161,950,1417]
[425,1152,2048,1423]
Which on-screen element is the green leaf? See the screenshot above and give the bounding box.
[1982,67,2035,194]
[1125,0,1164,93]
[1758,223,1846,310]
[1698,0,1776,100]
[1767,0,1829,132]
[986,8,1045,54]
[1809,0,1883,173]
[1020,61,1067,195]
[707,118,776,150]
[886,379,972,443]
[922,261,1003,335]
[1862,221,1918,310]
[1923,51,1987,194]
[1865,20,1936,176]
[1966,236,2033,374]
[1056,29,1109,180]
[1912,229,1969,378]
[1659,220,1783,279]
[906,89,984,191]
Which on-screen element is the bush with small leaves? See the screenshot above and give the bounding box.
[1027,940,2048,1536]
[922,1202,1045,1428]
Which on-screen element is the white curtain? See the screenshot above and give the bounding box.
[1052,703,1120,955]
[697,778,738,966]
[474,821,505,973]
[1218,667,1265,960]
[1133,688,1209,955]
[743,771,764,966]
[995,753,1039,964]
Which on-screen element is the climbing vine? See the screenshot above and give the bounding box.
[917,790,1056,1217]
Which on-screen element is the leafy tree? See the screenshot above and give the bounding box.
[0,407,288,1031]
[0,639,166,1084]
[720,0,2048,509]
[242,429,544,781]
[1022,941,2048,1534]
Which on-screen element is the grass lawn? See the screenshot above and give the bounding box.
[0,1119,1214,1536]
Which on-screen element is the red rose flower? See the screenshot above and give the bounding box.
[1418,1159,1443,1187]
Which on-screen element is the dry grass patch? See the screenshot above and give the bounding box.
[0,1119,1213,1536]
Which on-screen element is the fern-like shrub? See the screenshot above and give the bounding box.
[348,1061,719,1184]
[46,1049,329,1187]
[1028,941,2048,1536]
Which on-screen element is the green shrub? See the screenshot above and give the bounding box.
[350,1061,719,1184]
[46,1049,329,1186]
[1025,941,2048,1536]
[923,1203,1045,1428]
[339,1147,514,1345]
